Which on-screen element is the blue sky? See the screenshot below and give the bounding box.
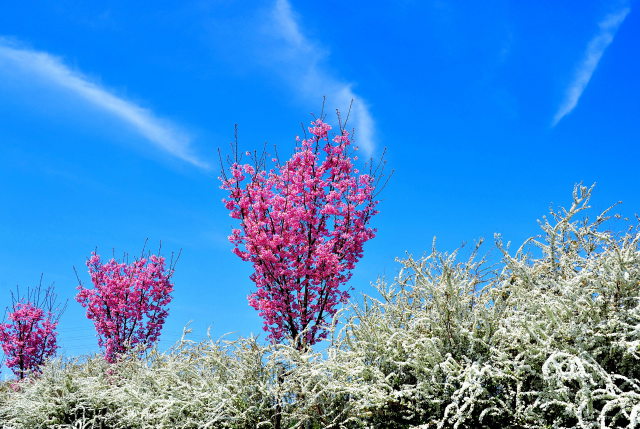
[1,0,639,365]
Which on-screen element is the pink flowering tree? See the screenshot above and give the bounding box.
[75,250,176,363]
[0,281,65,379]
[220,113,385,349]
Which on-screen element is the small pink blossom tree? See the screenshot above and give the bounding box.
[220,113,384,349]
[75,250,176,363]
[0,282,64,379]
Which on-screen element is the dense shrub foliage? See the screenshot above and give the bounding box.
[1,185,639,428]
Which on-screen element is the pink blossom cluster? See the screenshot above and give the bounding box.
[221,119,378,347]
[0,302,58,379]
[76,252,174,363]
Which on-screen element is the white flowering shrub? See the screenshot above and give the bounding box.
[0,331,289,428]
[304,185,640,428]
[1,185,639,428]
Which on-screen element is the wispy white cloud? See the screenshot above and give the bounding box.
[268,0,376,157]
[552,7,630,126]
[0,40,208,169]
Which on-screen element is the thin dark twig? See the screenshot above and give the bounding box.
[342,98,354,130]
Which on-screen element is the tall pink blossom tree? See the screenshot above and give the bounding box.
[76,250,176,363]
[0,281,65,379]
[220,113,385,348]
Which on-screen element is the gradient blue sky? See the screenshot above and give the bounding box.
[1,0,639,366]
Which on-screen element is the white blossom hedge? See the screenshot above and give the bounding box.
[1,185,639,428]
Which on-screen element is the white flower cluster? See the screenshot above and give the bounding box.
[1,185,638,428]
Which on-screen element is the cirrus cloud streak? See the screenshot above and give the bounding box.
[269,0,376,157]
[552,7,630,126]
[0,40,208,169]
